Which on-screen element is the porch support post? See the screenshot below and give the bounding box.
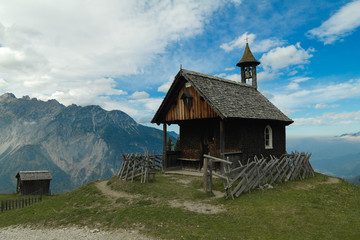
[220,119,226,174]
[220,120,225,157]
[163,123,167,171]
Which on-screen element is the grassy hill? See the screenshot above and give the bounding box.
[0,172,359,239]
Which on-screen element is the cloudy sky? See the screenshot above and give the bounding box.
[0,0,359,137]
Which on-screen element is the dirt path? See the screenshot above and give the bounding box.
[0,226,154,240]
[294,176,340,190]
[169,200,226,214]
[95,181,139,201]
[324,177,340,184]
[95,180,226,215]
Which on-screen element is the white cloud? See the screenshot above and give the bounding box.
[230,0,242,5]
[270,79,360,114]
[214,73,241,82]
[315,103,339,109]
[293,110,360,126]
[215,73,227,78]
[130,91,150,99]
[307,0,360,44]
[323,111,360,120]
[253,38,286,53]
[260,43,314,71]
[286,82,300,90]
[0,47,24,63]
[288,70,298,76]
[315,103,328,109]
[225,73,241,82]
[38,77,127,107]
[0,0,230,115]
[220,32,256,52]
[22,75,55,89]
[257,71,278,81]
[220,32,284,53]
[0,78,8,88]
[127,97,164,123]
[293,77,311,83]
[285,77,311,90]
[339,135,360,142]
[158,76,175,93]
[224,67,235,71]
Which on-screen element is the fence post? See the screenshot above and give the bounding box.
[209,158,213,194]
[1,200,4,212]
[152,151,156,169]
[203,157,208,193]
[146,151,149,183]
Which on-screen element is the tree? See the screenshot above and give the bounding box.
[174,136,181,151]
[166,136,173,151]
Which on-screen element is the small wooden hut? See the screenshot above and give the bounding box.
[152,43,293,171]
[16,171,52,195]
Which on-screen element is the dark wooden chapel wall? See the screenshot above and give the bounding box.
[224,119,286,165]
[179,119,287,165]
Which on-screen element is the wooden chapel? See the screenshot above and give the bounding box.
[152,43,293,171]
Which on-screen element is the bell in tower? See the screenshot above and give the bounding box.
[236,43,260,89]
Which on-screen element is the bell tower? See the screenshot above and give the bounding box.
[236,43,260,89]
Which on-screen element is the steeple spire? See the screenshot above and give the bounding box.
[236,43,260,89]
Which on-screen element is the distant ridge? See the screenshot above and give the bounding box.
[337,131,360,141]
[338,131,360,137]
[0,93,165,193]
[287,135,360,186]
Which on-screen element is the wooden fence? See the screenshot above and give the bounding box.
[203,152,314,199]
[1,196,42,212]
[117,151,162,183]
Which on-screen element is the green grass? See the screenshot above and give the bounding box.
[0,173,359,240]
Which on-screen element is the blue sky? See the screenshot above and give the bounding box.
[0,0,359,138]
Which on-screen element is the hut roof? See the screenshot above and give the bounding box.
[152,69,293,124]
[16,171,52,181]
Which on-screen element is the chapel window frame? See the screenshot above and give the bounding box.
[264,125,273,149]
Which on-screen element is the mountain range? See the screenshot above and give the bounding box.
[1,92,358,193]
[287,133,360,186]
[0,93,166,193]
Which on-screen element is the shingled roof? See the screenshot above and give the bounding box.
[16,171,52,181]
[236,43,260,67]
[152,69,293,125]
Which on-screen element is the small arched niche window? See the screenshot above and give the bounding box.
[264,125,273,149]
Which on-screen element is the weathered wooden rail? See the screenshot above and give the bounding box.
[117,151,162,183]
[203,152,314,199]
[1,196,42,212]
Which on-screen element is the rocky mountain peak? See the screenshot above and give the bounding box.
[0,93,16,102]
[0,93,165,193]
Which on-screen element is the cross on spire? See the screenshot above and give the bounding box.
[245,36,249,43]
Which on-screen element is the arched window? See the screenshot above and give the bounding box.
[264,125,273,149]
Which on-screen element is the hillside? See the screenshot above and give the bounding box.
[0,172,359,239]
[0,93,166,193]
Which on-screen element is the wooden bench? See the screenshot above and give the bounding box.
[177,158,201,170]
